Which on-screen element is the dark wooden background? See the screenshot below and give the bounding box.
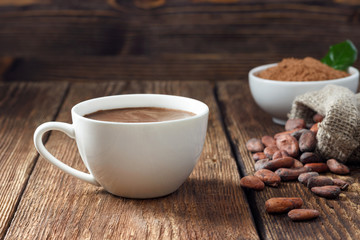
[0,0,359,82]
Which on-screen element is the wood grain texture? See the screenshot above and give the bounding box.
[4,81,259,239]
[216,81,360,239]
[133,0,166,9]
[0,0,50,7]
[0,82,68,239]
[0,1,358,57]
[6,54,359,82]
[3,55,274,82]
[0,10,127,56]
[0,1,360,82]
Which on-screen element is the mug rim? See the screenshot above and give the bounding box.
[71,94,209,125]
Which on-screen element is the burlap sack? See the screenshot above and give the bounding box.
[289,84,360,165]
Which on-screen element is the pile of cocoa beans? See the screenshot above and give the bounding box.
[240,114,351,221]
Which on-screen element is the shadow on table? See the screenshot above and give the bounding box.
[96,176,249,228]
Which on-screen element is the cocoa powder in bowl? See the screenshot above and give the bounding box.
[258,57,349,81]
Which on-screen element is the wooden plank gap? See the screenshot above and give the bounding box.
[214,82,266,239]
[213,82,245,177]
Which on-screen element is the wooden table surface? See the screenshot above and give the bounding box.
[0,81,359,240]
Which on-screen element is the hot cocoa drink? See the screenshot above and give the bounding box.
[84,107,196,123]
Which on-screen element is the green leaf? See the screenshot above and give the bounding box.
[321,40,358,71]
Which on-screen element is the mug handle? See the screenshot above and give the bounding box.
[34,122,100,186]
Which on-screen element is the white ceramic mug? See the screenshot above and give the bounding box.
[34,94,209,198]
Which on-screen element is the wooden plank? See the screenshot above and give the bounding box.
[0,82,68,239]
[0,1,359,56]
[217,81,360,239]
[4,81,259,239]
[5,54,359,82]
[0,12,127,56]
[3,55,277,82]
[1,1,359,82]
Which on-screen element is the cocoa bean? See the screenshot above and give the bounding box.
[326,159,350,175]
[311,186,341,199]
[291,129,309,140]
[299,152,322,164]
[307,176,334,189]
[333,179,350,190]
[288,209,320,221]
[263,157,295,171]
[275,167,308,181]
[304,163,329,173]
[254,169,281,187]
[264,146,279,159]
[310,123,319,135]
[291,159,304,169]
[313,113,324,123]
[299,130,316,152]
[276,134,299,157]
[246,138,264,152]
[285,118,306,131]
[298,172,319,185]
[272,150,289,160]
[252,152,267,162]
[240,176,265,191]
[265,197,303,213]
[261,135,276,147]
[274,128,301,140]
[254,158,270,171]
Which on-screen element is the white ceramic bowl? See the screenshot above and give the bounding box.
[249,63,359,125]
